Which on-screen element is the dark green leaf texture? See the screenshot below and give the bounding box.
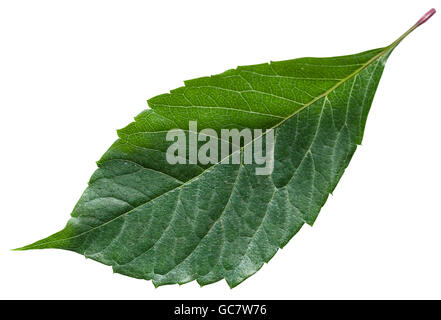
[18,19,431,287]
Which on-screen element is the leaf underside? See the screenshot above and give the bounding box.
[20,42,396,287]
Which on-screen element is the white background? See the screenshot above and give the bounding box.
[1,0,440,299]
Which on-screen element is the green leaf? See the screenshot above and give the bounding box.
[17,12,434,287]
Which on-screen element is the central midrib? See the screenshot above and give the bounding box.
[30,44,395,249]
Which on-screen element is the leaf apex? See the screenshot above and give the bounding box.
[12,241,45,251]
[11,246,26,251]
[14,227,75,251]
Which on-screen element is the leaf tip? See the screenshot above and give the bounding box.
[12,242,39,251]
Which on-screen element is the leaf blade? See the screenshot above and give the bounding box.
[17,15,432,286]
